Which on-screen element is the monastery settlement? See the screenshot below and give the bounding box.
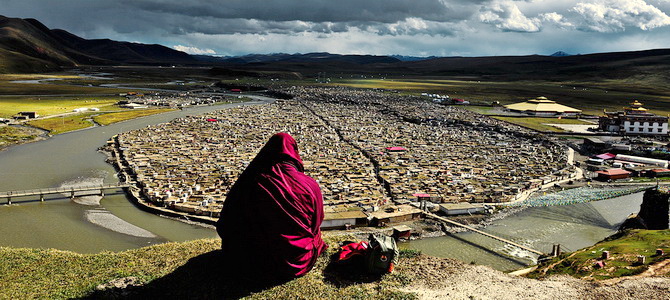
[106,87,573,227]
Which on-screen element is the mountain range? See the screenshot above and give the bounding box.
[1,14,670,83]
[0,15,194,73]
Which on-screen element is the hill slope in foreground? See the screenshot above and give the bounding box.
[0,232,668,299]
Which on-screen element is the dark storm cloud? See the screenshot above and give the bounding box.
[0,0,479,37]
[120,0,484,23]
[1,0,670,56]
[110,0,482,36]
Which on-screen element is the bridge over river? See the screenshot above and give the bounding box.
[0,183,130,205]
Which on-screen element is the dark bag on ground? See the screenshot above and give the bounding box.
[365,234,399,274]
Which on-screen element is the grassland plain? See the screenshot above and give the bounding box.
[332,78,670,116]
[0,232,668,299]
[492,116,594,132]
[0,96,121,118]
[0,72,158,117]
[26,113,98,134]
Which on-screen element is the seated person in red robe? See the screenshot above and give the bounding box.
[216,132,327,280]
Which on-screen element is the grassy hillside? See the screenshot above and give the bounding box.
[529,229,670,280]
[0,15,195,74]
[0,237,417,299]
[1,233,668,299]
[0,48,60,74]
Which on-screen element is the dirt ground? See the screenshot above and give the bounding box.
[398,255,669,299]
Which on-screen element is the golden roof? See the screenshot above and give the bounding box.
[504,97,582,113]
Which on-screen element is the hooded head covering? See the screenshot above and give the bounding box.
[217,133,326,279]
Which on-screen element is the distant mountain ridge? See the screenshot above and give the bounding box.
[1,14,670,84]
[390,55,438,61]
[0,15,195,73]
[194,52,400,64]
[550,51,572,57]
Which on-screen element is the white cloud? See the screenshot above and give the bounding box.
[479,0,541,32]
[572,0,670,32]
[538,12,574,28]
[172,45,216,55]
[372,17,464,36]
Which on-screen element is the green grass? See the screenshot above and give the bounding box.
[27,113,96,134]
[461,106,497,115]
[0,96,120,118]
[529,229,670,280]
[492,116,594,132]
[632,176,670,182]
[0,126,39,148]
[0,237,418,299]
[93,109,175,125]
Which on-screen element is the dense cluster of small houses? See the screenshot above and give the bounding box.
[109,87,573,226]
[119,90,240,109]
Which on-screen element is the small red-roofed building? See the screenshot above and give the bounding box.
[595,168,631,181]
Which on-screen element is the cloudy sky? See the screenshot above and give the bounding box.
[2,0,670,57]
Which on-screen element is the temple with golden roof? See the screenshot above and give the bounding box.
[599,100,668,135]
[504,96,582,116]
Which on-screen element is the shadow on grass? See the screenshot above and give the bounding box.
[82,250,291,300]
[322,252,383,288]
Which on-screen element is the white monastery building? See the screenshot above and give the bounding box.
[599,100,668,135]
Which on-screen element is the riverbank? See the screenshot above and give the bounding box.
[1,234,667,299]
[0,99,245,150]
[0,125,47,151]
[0,109,175,150]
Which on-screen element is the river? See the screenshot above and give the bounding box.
[0,96,274,253]
[404,192,643,271]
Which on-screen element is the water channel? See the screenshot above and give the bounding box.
[0,92,644,271]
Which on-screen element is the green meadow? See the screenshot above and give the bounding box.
[93,109,175,125]
[0,96,120,118]
[26,113,98,134]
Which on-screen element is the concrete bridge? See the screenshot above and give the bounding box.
[0,183,130,205]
